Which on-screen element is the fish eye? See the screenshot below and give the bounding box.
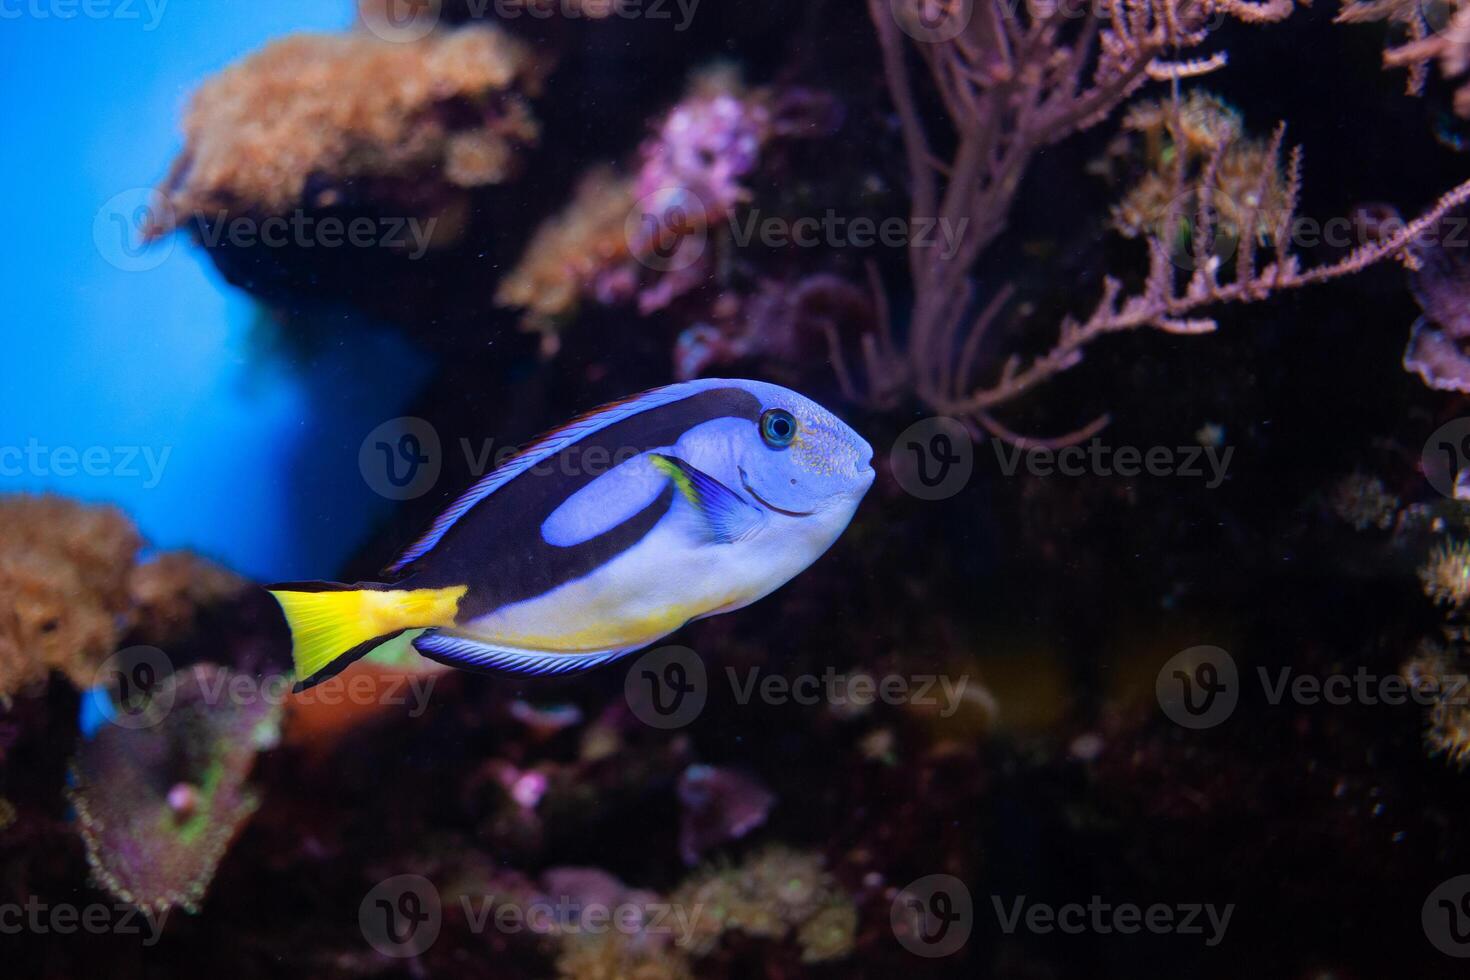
[759,408,797,448]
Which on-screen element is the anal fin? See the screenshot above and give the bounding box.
[414,632,637,677]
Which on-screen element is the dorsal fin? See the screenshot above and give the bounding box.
[384,379,740,576]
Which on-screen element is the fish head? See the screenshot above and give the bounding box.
[722,381,875,538]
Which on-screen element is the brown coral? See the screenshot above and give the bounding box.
[154,25,548,231]
[0,495,141,696]
[0,495,250,699]
[494,168,637,338]
[127,551,247,646]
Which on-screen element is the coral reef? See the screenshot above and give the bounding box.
[67,664,282,915]
[152,25,547,237]
[841,0,1470,445]
[496,67,837,348]
[0,494,250,699]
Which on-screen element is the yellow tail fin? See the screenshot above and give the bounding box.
[266,583,467,690]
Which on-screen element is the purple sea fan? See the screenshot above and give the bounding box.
[67,664,282,916]
[1403,207,1470,391]
[676,764,775,866]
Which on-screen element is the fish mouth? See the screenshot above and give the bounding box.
[739,467,816,517]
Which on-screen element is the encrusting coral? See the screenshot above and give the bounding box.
[0,494,248,699]
[151,24,548,236]
[67,664,282,916]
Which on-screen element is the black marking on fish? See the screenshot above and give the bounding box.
[399,385,762,619]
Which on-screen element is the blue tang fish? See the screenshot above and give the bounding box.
[270,379,874,689]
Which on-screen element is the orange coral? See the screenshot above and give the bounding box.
[494,168,638,337]
[155,25,548,228]
[0,495,249,698]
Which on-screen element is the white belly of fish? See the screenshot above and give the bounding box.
[456,508,833,654]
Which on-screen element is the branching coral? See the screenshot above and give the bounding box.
[1339,0,1470,116]
[68,664,282,915]
[152,25,547,235]
[848,0,1470,445]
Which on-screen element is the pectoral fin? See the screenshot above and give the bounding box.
[648,453,764,543]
